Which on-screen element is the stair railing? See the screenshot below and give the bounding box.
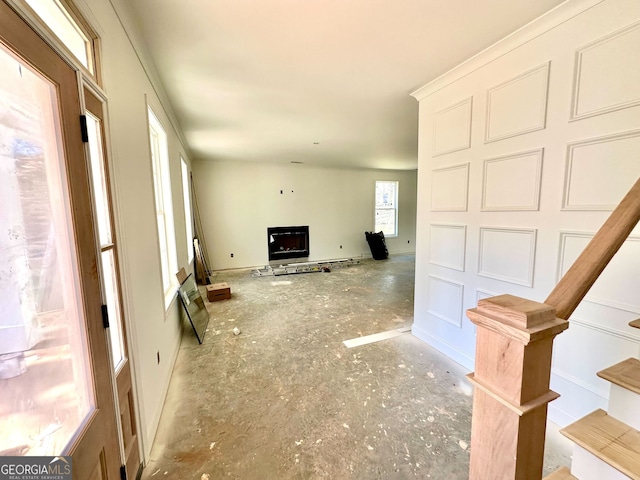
[467,177,640,480]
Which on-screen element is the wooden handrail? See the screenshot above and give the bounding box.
[467,177,640,479]
[545,177,640,320]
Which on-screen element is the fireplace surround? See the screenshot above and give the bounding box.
[268,226,309,262]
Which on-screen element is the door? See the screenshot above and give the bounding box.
[0,2,120,479]
[84,88,142,480]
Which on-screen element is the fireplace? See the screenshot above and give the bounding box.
[268,226,309,262]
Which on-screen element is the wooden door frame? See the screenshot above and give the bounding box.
[84,85,143,480]
[4,0,153,470]
[0,1,120,478]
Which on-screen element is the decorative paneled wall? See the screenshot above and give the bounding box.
[571,21,640,120]
[427,276,464,327]
[429,224,467,271]
[433,98,473,156]
[557,233,640,313]
[481,149,543,211]
[430,163,469,211]
[563,130,640,210]
[412,0,640,426]
[478,227,537,287]
[485,63,550,143]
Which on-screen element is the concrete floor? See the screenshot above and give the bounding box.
[142,255,571,479]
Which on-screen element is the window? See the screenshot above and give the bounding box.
[85,110,125,369]
[375,180,398,237]
[181,157,194,263]
[0,38,93,454]
[148,107,178,307]
[22,0,97,75]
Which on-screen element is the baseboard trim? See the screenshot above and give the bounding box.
[142,309,183,460]
[412,324,475,371]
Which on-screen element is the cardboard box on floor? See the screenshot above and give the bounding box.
[206,282,231,302]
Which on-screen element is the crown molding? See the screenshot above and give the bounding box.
[410,0,606,101]
[102,0,193,159]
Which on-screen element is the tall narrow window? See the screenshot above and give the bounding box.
[181,158,194,264]
[148,108,177,307]
[85,89,142,477]
[375,180,398,237]
[85,111,125,369]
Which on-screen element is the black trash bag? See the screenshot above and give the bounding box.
[365,231,389,260]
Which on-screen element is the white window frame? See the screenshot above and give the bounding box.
[181,157,194,264]
[148,107,178,308]
[375,180,399,237]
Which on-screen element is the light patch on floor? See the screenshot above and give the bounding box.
[343,326,412,348]
[271,280,292,286]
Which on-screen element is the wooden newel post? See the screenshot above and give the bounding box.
[466,294,569,480]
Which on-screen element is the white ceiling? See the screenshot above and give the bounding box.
[128,0,567,170]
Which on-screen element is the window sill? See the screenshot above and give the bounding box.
[163,286,178,314]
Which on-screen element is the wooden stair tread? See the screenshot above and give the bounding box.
[543,466,576,479]
[597,357,640,394]
[560,409,640,480]
[630,319,640,329]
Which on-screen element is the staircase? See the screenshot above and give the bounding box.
[466,178,640,480]
[542,182,640,480]
[545,354,640,479]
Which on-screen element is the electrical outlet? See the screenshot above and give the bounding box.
[230,253,234,258]
[340,245,342,249]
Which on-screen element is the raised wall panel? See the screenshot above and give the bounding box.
[557,232,640,313]
[431,163,469,212]
[554,317,640,388]
[427,276,464,327]
[562,130,640,210]
[571,21,640,120]
[429,224,466,271]
[485,62,550,143]
[481,149,543,211]
[474,290,497,336]
[478,227,537,287]
[433,97,473,156]
[476,289,496,303]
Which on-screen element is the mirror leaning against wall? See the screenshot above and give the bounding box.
[177,273,210,344]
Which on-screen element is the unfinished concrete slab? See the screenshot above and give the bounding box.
[142,255,570,479]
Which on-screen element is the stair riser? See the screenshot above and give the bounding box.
[609,383,640,431]
[570,445,630,480]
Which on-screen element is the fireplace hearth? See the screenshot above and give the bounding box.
[268,226,309,262]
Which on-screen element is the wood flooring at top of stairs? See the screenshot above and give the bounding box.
[630,319,640,329]
[560,409,640,480]
[597,357,640,395]
[543,466,577,479]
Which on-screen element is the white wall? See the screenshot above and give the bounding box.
[193,160,417,270]
[70,0,193,459]
[412,0,640,426]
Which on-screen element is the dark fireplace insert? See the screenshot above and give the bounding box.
[268,226,309,262]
